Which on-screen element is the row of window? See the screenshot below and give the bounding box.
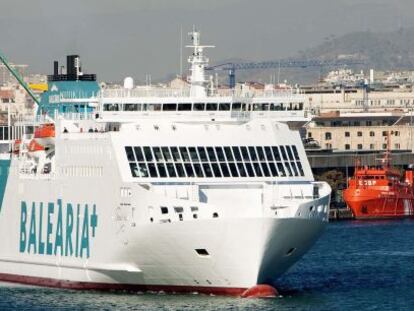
[125,145,305,178]
[316,120,393,127]
[344,143,401,150]
[325,130,400,140]
[104,102,303,112]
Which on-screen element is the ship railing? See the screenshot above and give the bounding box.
[99,87,303,99]
[98,109,308,121]
[58,112,95,121]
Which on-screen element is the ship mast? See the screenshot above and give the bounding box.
[383,130,392,169]
[186,27,214,98]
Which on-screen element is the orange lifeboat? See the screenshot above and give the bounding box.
[28,139,45,153]
[34,123,55,146]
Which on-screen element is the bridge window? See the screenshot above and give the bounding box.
[153,147,164,162]
[215,147,226,161]
[206,103,218,111]
[237,162,247,177]
[219,103,231,111]
[166,163,176,177]
[224,147,234,161]
[125,145,305,178]
[124,104,139,111]
[244,162,255,177]
[197,147,208,162]
[207,147,217,161]
[125,146,135,161]
[178,103,192,111]
[232,103,242,111]
[184,163,195,177]
[157,163,168,177]
[148,163,158,177]
[203,163,213,177]
[228,163,239,177]
[211,163,222,177]
[256,147,266,161]
[291,145,300,160]
[161,147,172,162]
[175,163,186,177]
[193,103,205,111]
[179,147,191,162]
[163,103,177,111]
[143,147,153,161]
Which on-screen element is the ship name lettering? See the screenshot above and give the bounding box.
[19,199,98,258]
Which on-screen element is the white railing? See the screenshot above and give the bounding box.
[100,87,303,100]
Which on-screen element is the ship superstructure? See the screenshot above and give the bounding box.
[0,30,330,296]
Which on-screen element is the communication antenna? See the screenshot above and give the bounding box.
[180,26,183,78]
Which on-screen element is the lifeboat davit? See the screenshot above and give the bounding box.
[34,123,55,146]
[13,139,21,154]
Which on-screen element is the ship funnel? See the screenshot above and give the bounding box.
[53,61,58,76]
[67,55,81,79]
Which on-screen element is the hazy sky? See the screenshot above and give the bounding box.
[1,0,414,82]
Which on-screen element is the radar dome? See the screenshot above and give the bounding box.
[123,77,134,89]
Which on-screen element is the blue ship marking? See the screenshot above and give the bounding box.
[19,199,98,258]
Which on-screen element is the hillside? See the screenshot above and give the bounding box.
[218,28,414,85]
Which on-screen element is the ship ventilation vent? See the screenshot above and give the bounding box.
[195,249,209,256]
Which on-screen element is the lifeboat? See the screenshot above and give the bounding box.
[34,123,55,146]
[343,132,414,219]
[27,139,45,159]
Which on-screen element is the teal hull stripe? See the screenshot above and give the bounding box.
[0,159,11,213]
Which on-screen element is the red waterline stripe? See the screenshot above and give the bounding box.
[0,273,246,296]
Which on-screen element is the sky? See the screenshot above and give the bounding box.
[1,0,414,82]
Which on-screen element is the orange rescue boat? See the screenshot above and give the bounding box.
[343,132,414,219]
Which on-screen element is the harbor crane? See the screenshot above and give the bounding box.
[206,59,365,88]
[0,50,40,107]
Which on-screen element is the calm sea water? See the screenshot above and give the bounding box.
[1,220,414,311]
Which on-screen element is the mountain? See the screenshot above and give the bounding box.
[214,28,414,85]
[299,27,414,70]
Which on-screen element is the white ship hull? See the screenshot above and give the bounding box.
[0,120,331,295]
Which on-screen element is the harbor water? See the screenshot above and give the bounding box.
[1,220,414,310]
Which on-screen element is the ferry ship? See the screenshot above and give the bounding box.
[0,30,331,297]
[343,132,414,220]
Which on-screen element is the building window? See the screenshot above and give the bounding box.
[325,132,332,140]
[370,131,375,137]
[357,144,363,150]
[382,131,387,137]
[394,131,400,136]
[345,144,350,150]
[357,131,362,137]
[382,144,387,149]
[370,144,375,150]
[325,143,332,149]
[308,132,312,138]
[345,132,350,137]
[395,143,400,150]
[366,120,372,126]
